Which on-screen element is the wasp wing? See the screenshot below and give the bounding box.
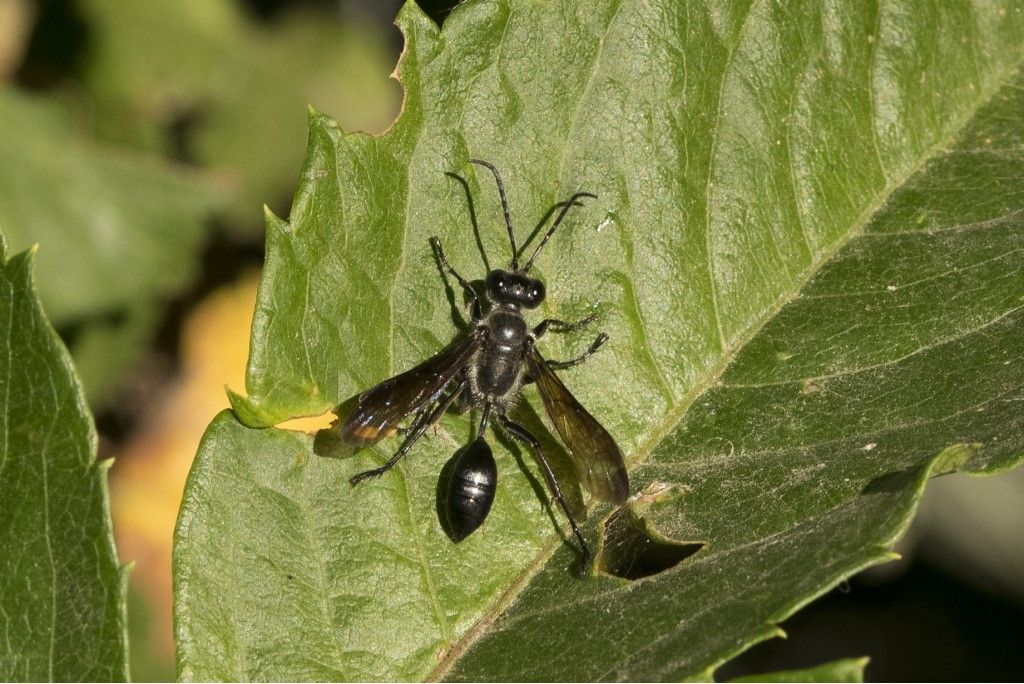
[528,348,629,505]
[341,330,483,447]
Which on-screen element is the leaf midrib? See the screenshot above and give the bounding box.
[427,39,1024,684]
[429,361,1022,677]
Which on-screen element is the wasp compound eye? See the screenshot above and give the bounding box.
[485,269,515,302]
[523,279,545,309]
[444,438,497,541]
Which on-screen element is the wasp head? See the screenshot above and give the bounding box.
[485,269,545,309]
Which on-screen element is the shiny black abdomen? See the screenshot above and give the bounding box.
[476,308,528,398]
[445,438,497,541]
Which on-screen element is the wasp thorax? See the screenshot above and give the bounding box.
[485,269,545,309]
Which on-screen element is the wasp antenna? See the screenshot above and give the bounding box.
[523,191,597,272]
[470,159,519,270]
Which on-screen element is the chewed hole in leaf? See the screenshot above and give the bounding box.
[598,506,703,581]
[312,423,359,459]
[312,395,361,459]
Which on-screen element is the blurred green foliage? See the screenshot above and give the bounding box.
[1,2,400,679]
[0,0,400,406]
[79,0,401,226]
[0,88,216,405]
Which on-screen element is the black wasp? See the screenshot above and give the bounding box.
[341,159,629,574]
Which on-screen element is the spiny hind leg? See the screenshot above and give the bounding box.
[545,333,608,370]
[496,414,590,575]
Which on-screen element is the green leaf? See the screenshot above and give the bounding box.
[729,657,869,683]
[175,0,1024,680]
[0,87,217,404]
[0,233,128,680]
[80,0,400,226]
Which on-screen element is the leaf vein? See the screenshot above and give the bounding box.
[721,303,1023,390]
[704,0,760,352]
[395,461,452,646]
[866,0,889,184]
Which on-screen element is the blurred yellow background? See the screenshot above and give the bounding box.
[109,273,336,678]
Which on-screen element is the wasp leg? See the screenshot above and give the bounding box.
[349,383,465,485]
[523,333,608,386]
[430,237,483,321]
[532,313,597,339]
[395,404,430,435]
[496,414,591,576]
[545,332,608,371]
[478,401,492,436]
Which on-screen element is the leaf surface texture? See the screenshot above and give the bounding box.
[175,1,1024,679]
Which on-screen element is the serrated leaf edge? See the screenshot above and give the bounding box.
[1,232,130,680]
